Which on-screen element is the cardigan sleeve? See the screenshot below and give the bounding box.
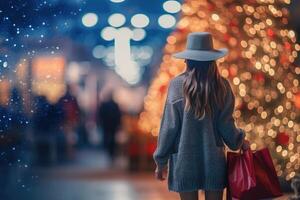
[217,82,245,151]
[153,98,181,170]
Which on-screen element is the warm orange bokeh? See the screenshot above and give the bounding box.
[32,56,66,103]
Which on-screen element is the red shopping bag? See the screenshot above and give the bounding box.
[240,148,282,200]
[227,149,256,199]
[227,148,283,200]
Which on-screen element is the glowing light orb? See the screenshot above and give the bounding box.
[131,14,150,28]
[108,13,126,27]
[163,0,181,13]
[132,29,146,41]
[101,26,117,41]
[158,14,176,29]
[82,13,98,27]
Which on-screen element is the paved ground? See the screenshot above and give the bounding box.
[12,149,291,200]
[29,150,180,200]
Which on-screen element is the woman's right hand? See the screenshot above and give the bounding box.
[241,139,250,151]
[155,166,166,181]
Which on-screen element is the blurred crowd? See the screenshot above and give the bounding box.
[31,86,83,165]
[0,85,124,166]
[0,85,125,196]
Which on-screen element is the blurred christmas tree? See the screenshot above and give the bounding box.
[139,0,300,180]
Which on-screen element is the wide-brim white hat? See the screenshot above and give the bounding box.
[173,32,228,61]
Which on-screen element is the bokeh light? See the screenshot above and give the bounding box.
[110,0,125,3]
[132,29,146,41]
[108,13,126,27]
[101,26,117,41]
[163,0,181,14]
[92,45,107,59]
[82,13,98,27]
[131,14,150,28]
[158,14,176,28]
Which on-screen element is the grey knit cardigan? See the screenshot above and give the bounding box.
[153,72,245,192]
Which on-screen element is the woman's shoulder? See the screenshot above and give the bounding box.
[170,72,186,85]
[220,77,235,102]
[220,76,233,92]
[167,73,186,103]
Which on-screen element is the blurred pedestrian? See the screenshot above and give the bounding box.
[57,84,80,160]
[32,96,57,165]
[8,88,28,148]
[49,99,65,162]
[97,94,122,163]
[0,88,29,198]
[0,104,12,199]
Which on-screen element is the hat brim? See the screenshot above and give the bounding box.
[172,48,228,61]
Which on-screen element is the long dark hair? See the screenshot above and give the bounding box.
[183,60,227,119]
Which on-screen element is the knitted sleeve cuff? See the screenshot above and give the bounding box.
[155,161,168,170]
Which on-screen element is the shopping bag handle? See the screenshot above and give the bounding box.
[239,148,252,155]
